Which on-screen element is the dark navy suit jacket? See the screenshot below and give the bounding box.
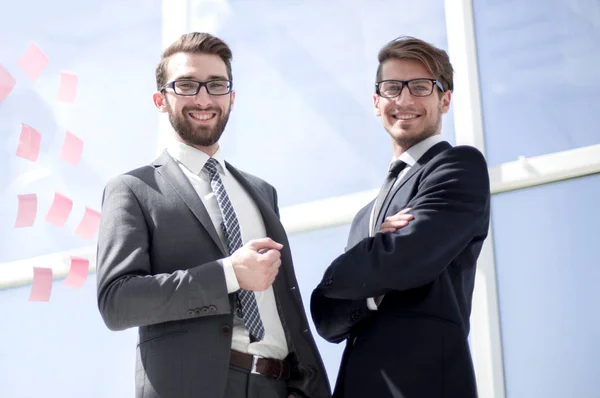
[311,141,490,398]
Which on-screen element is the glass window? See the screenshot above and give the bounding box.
[492,173,600,397]
[0,0,161,394]
[202,0,454,206]
[473,0,600,167]
[288,223,352,387]
[0,0,161,263]
[0,275,138,397]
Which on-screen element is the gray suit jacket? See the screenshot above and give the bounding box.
[96,150,331,398]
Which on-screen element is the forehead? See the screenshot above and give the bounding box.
[166,52,228,81]
[380,58,433,80]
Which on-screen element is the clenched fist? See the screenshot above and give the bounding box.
[230,238,283,291]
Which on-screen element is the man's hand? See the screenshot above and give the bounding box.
[230,238,283,291]
[379,208,413,233]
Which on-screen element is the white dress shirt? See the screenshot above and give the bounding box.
[367,134,445,310]
[167,141,289,360]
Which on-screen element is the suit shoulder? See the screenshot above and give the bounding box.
[105,164,157,190]
[433,145,488,169]
[449,145,486,161]
[423,145,490,192]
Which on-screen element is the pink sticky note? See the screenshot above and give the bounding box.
[59,130,84,166]
[15,193,37,228]
[17,42,49,81]
[63,256,89,289]
[75,207,101,240]
[45,192,73,227]
[57,72,78,103]
[0,64,16,104]
[15,123,41,162]
[29,267,53,302]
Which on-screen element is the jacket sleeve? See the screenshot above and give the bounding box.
[310,288,370,343]
[96,176,232,331]
[314,146,490,301]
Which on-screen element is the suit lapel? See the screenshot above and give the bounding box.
[225,163,285,244]
[226,163,293,306]
[374,141,452,229]
[395,141,451,193]
[154,150,228,256]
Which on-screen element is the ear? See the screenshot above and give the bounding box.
[440,90,452,114]
[153,92,168,113]
[373,93,381,116]
[230,90,236,111]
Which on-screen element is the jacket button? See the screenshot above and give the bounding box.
[194,309,201,316]
[186,310,194,317]
[209,305,217,312]
[221,325,231,335]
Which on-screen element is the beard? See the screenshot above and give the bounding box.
[390,100,442,150]
[166,101,231,147]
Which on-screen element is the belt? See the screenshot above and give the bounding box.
[229,350,291,380]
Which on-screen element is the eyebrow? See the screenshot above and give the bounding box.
[175,74,229,81]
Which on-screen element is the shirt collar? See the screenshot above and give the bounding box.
[166,141,227,176]
[395,134,445,167]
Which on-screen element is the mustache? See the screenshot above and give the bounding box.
[391,107,421,113]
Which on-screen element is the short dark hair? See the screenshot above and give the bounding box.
[375,36,453,92]
[155,32,233,90]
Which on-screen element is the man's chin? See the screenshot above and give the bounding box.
[389,129,415,141]
[185,129,223,147]
[186,137,218,147]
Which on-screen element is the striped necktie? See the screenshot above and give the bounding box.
[204,158,265,341]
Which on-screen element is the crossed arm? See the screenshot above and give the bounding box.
[311,147,490,342]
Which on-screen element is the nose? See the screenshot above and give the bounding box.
[193,86,212,108]
[393,85,416,106]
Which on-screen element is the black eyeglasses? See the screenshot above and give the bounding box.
[161,79,232,96]
[375,78,445,98]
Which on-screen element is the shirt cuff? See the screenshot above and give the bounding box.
[222,257,240,294]
[366,297,378,311]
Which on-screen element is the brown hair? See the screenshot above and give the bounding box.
[375,36,453,92]
[155,32,233,90]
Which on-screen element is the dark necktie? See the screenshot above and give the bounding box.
[371,159,407,234]
[204,158,265,341]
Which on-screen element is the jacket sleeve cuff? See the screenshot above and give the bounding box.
[366,297,379,311]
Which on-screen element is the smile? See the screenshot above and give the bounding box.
[188,111,216,121]
[393,114,420,120]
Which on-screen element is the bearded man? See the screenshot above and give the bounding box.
[96,32,331,398]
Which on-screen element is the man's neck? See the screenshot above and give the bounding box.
[392,134,444,162]
[174,135,219,157]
